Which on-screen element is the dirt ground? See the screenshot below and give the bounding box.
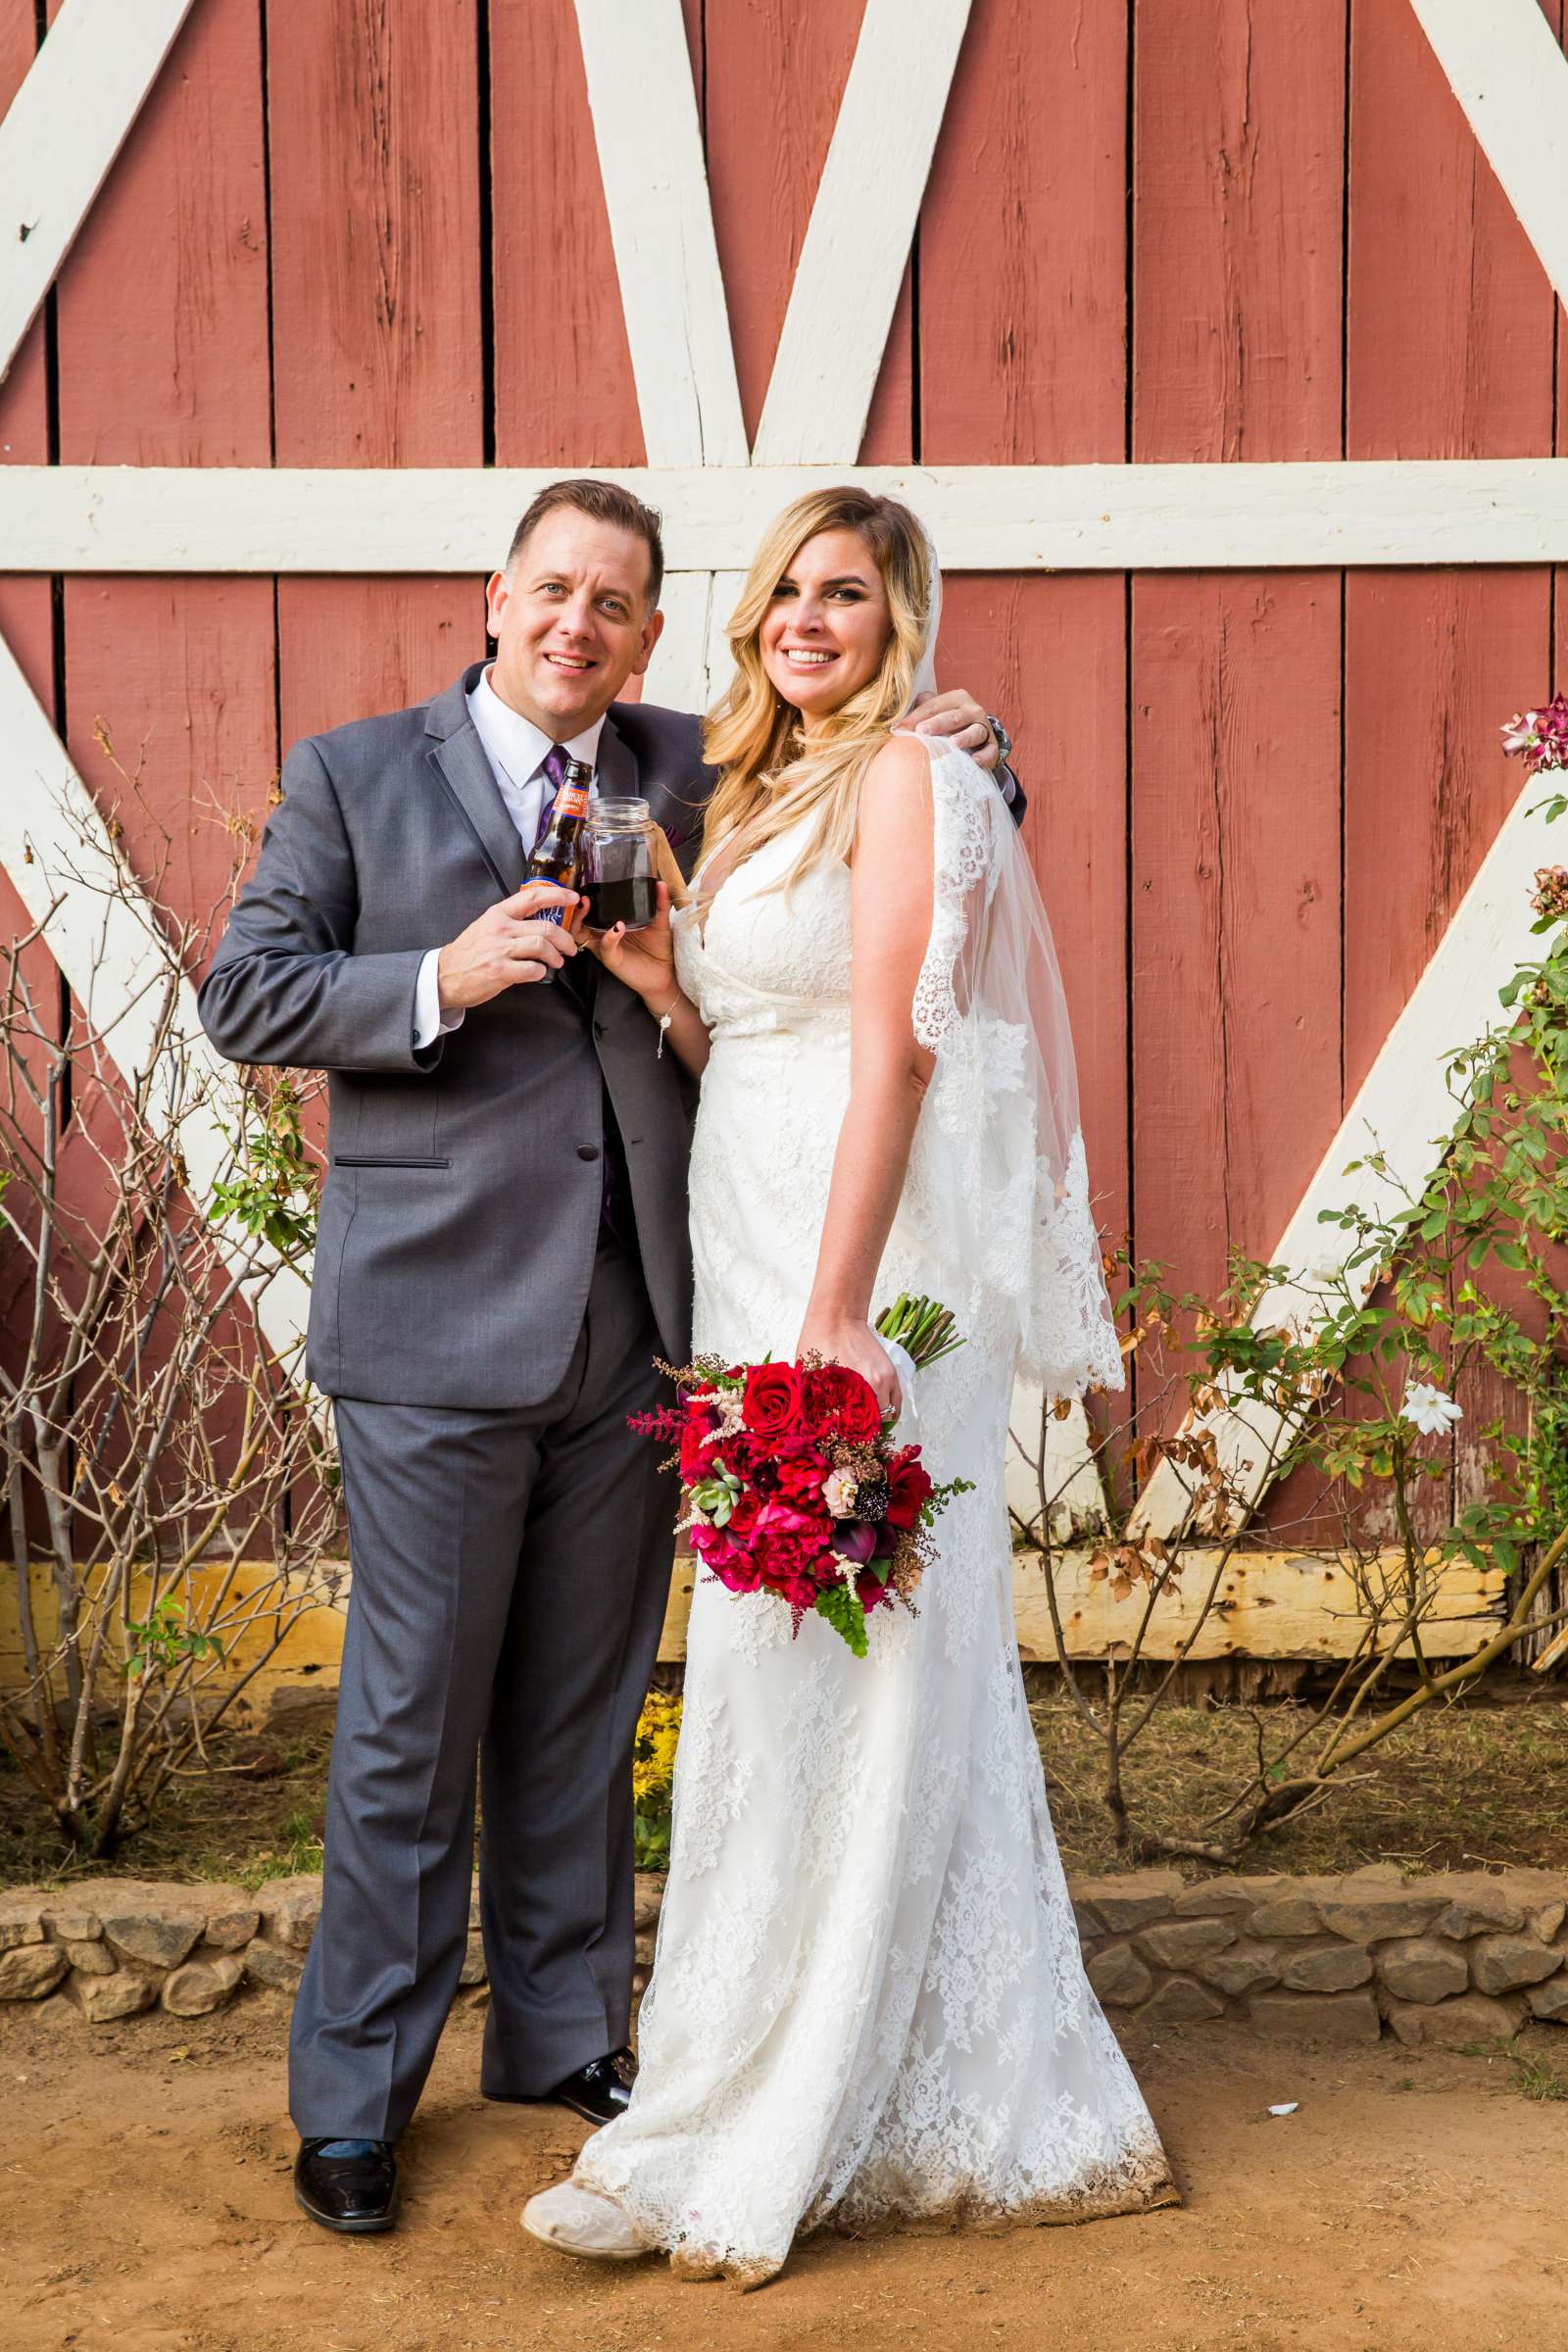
[4,1991,1566,2352]
[8,1691,1568,1893]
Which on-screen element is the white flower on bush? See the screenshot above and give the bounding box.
[1399,1381,1463,1438]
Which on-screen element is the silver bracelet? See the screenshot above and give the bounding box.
[652,985,681,1058]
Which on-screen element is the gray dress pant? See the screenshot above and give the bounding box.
[289,1230,674,2140]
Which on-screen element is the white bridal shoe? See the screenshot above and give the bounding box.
[521,2181,649,2262]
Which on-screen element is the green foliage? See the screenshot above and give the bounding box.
[208,1075,320,1253]
[814,1580,869,1658]
[239,1799,325,1888]
[1048,802,1568,1865]
[123,1595,224,1680]
[921,1474,975,1529]
[1099,825,1567,1591]
[631,1690,681,1871]
[1510,2047,1568,2102]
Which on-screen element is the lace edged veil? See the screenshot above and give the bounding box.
[906,529,1124,1398]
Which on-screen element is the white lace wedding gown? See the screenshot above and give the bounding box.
[573,739,1177,2284]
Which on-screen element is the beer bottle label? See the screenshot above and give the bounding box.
[529,772,591,926]
[552,777,591,824]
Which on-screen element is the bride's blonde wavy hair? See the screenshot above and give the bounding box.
[698,488,931,896]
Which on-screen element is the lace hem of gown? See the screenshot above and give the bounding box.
[641,2138,1181,2291]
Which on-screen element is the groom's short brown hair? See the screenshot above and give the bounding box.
[506,478,665,608]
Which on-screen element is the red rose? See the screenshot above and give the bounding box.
[680,1428,719,1485]
[776,1451,830,1506]
[804,1363,883,1444]
[883,1446,934,1532]
[679,1397,719,1481]
[726,1490,761,1542]
[754,1525,832,1595]
[742,1360,806,1440]
[724,1428,767,1479]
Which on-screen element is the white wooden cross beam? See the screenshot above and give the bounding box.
[0,0,197,381]
[1,0,1566,1544]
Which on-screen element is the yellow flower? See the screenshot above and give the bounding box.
[631,1690,682,1809]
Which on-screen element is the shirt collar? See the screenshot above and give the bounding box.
[468,665,606,786]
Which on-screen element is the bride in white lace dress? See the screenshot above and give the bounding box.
[523,489,1177,2285]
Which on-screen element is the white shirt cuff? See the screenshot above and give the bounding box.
[414,948,465,1051]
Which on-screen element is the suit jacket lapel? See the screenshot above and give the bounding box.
[606,706,706,879]
[595,713,638,803]
[425,667,528,897]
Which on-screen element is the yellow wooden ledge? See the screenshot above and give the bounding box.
[0,1549,1507,1722]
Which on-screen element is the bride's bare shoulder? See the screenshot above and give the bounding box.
[853,734,936,884]
[860,729,935,808]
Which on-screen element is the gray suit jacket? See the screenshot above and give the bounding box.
[199,663,711,1409]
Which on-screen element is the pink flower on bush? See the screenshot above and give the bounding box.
[1501,694,1568,774]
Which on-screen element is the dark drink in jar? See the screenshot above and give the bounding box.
[582,797,661,933]
[584,873,660,930]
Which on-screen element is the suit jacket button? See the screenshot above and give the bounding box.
[577,1144,600,1161]
[593,1021,607,1040]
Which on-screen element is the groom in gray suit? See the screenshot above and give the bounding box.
[199,476,1014,2232]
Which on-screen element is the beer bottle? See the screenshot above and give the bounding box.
[526,757,592,983]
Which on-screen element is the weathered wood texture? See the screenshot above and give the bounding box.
[0,1547,1505,1712]
[0,0,52,713]
[4,0,1565,1627]
[1342,0,1563,1532]
[268,0,484,746]
[55,0,274,940]
[1132,0,1346,1458]
[923,0,1129,1239]
[657,1549,1508,1666]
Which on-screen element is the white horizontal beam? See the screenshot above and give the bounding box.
[7,461,1568,574]
[0,0,196,383]
[1131,764,1559,1540]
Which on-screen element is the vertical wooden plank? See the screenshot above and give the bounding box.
[1131,0,1345,1338]
[0,0,54,713]
[919,0,1129,1239]
[23,0,279,1536]
[704,0,911,463]
[491,0,646,468]
[52,0,275,947]
[0,0,57,1373]
[268,0,484,742]
[1346,0,1560,1522]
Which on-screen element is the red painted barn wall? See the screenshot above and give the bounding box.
[3,0,1561,1543]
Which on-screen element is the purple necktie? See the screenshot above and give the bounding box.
[529,738,618,1224]
[531,742,575,852]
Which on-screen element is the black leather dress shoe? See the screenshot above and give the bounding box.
[293,2137,398,2233]
[549,2047,637,2127]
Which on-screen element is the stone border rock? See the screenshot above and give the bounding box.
[1073,1863,1568,2048]
[3,1864,1565,2048]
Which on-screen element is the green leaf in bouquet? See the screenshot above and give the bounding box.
[814,1580,869,1658]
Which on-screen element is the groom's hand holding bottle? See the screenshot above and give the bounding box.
[435,879,581,1007]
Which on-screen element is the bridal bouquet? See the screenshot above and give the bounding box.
[634,1297,971,1658]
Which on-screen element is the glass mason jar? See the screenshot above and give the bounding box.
[581,796,662,933]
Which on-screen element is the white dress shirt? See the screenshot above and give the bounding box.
[413,668,606,1049]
